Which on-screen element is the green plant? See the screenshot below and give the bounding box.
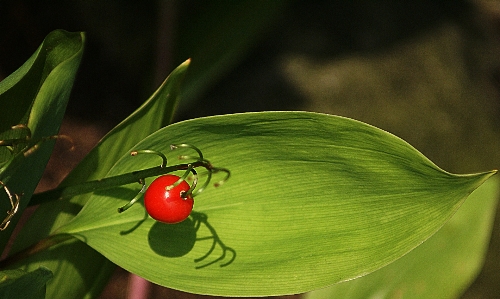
[0,30,497,299]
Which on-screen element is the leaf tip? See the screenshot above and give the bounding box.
[472,169,498,189]
[181,58,191,67]
[485,169,498,178]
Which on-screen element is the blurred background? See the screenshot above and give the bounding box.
[1,0,500,298]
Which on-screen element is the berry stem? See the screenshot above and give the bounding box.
[30,160,209,206]
[130,149,167,167]
[117,179,146,213]
[171,144,204,161]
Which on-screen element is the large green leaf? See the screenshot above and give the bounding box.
[0,267,53,299]
[0,30,84,248]
[54,111,495,296]
[8,60,190,298]
[305,176,500,299]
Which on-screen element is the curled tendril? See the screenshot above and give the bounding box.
[170,143,204,161]
[117,179,146,213]
[10,124,31,140]
[0,181,21,231]
[176,165,198,198]
[0,124,74,156]
[23,134,74,157]
[0,124,31,149]
[170,144,230,190]
[118,144,230,213]
[0,125,73,231]
[130,150,167,167]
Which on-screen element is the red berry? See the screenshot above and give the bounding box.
[144,174,194,224]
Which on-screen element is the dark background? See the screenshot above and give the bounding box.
[1,1,500,298]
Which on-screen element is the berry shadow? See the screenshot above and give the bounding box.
[148,217,197,258]
[147,211,236,268]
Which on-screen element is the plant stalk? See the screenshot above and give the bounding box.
[30,161,208,206]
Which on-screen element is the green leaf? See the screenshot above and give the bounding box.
[0,30,84,248]
[305,176,500,299]
[8,59,190,299]
[56,111,496,296]
[0,267,53,299]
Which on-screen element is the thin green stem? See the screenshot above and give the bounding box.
[30,160,208,206]
[182,166,198,197]
[193,169,211,196]
[0,124,31,147]
[130,149,167,167]
[212,167,231,187]
[117,179,146,213]
[171,143,204,161]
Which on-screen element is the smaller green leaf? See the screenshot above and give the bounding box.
[0,30,84,249]
[305,176,500,299]
[0,267,53,299]
[10,59,190,299]
[0,40,43,132]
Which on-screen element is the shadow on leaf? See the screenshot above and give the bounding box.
[191,211,236,269]
[148,218,197,257]
[120,208,149,235]
[147,211,236,268]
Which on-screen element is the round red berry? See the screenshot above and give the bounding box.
[144,174,194,224]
